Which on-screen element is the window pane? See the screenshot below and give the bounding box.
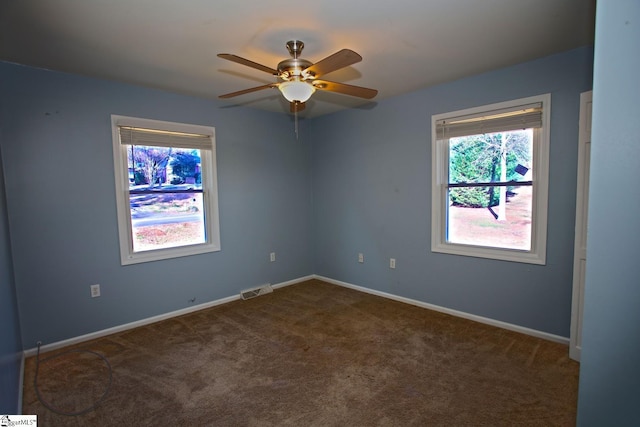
[131,192,206,252]
[449,129,532,185]
[446,129,533,251]
[447,185,532,250]
[126,144,205,253]
[128,146,202,189]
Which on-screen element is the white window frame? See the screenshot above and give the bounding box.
[111,115,220,265]
[431,94,550,265]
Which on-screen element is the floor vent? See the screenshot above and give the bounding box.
[240,284,273,300]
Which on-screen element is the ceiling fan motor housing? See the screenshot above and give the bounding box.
[277,58,314,81]
[278,41,314,81]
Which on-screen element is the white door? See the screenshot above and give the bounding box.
[570,90,592,361]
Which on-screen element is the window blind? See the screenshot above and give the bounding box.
[435,102,543,139]
[118,126,212,150]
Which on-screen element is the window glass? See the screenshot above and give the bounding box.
[128,146,205,252]
[447,129,533,250]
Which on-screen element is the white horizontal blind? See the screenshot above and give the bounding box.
[435,102,543,139]
[118,126,212,150]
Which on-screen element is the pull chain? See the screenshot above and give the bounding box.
[294,103,299,140]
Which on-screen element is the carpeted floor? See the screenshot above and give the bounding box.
[22,279,579,426]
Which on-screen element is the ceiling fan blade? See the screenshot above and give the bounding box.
[312,80,378,99]
[219,84,277,99]
[217,54,278,75]
[290,101,306,113]
[304,49,362,78]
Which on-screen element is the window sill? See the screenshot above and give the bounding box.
[120,242,221,265]
[431,241,546,265]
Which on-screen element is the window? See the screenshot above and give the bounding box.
[111,115,220,265]
[431,94,550,264]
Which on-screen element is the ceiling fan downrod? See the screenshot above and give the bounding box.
[286,40,304,58]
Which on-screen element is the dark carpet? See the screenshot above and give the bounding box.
[22,279,579,426]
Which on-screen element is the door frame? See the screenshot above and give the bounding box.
[569,90,592,361]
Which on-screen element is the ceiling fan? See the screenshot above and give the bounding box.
[217,40,378,113]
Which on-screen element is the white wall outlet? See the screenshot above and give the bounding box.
[358,253,364,263]
[270,252,276,262]
[390,258,396,269]
[90,284,101,298]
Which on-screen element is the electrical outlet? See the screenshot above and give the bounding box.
[390,258,396,269]
[90,284,101,298]
[358,253,364,263]
[270,252,276,262]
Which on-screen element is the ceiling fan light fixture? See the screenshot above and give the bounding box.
[278,80,315,103]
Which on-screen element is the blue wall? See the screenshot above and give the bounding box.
[577,1,640,425]
[0,139,23,413]
[309,46,593,337]
[0,45,596,411]
[0,62,313,347]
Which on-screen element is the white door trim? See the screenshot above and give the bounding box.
[569,90,592,361]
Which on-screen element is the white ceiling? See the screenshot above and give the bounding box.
[0,0,595,118]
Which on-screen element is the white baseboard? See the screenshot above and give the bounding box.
[313,275,569,345]
[272,275,314,289]
[23,275,314,357]
[570,345,581,361]
[23,273,566,357]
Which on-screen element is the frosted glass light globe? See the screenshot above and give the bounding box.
[278,81,315,102]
